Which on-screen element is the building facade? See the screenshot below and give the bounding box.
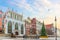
[45,24,54,36]
[36,20,42,35]
[25,18,42,36]
[30,18,36,35]
[25,17,31,36]
[3,10,25,36]
[0,10,3,32]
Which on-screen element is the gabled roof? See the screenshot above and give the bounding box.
[45,24,53,29]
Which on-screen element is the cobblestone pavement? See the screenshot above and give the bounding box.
[0,37,60,40]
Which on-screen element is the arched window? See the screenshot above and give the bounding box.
[30,28,33,34]
[15,23,18,30]
[8,21,12,33]
[21,24,24,34]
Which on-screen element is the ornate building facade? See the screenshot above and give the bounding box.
[36,20,42,35]
[2,10,25,36]
[25,17,31,36]
[30,18,36,35]
[25,18,42,36]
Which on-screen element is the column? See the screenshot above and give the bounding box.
[12,21,15,34]
[4,20,8,34]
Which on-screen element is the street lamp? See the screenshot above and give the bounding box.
[55,16,57,40]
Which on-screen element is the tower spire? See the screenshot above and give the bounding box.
[55,16,57,21]
[55,16,57,40]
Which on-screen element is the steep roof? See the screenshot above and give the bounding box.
[45,24,53,29]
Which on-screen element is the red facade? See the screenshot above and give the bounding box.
[31,18,36,34]
[45,24,53,29]
[0,11,3,31]
[45,24,54,35]
[25,18,37,35]
[25,20,31,35]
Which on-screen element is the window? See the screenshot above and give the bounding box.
[13,14,15,19]
[21,24,24,34]
[8,21,12,33]
[2,24,4,33]
[0,14,2,18]
[2,20,4,24]
[15,23,18,30]
[16,15,18,19]
[17,16,18,20]
[30,28,33,34]
[15,15,16,19]
[10,12,12,18]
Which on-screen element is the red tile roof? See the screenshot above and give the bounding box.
[45,24,53,29]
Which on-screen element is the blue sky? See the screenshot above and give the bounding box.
[0,0,60,25]
[0,0,49,19]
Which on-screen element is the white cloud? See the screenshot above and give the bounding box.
[8,0,60,16]
[8,0,60,27]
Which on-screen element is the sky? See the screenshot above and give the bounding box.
[0,0,60,28]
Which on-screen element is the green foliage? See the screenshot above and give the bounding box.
[40,22,47,36]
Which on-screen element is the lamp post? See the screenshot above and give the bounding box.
[55,16,57,40]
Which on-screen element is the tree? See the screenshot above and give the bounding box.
[40,21,47,36]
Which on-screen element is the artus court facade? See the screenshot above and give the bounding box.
[1,10,25,36]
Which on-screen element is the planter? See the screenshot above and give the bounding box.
[40,36,48,38]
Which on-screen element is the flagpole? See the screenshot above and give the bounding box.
[55,16,57,40]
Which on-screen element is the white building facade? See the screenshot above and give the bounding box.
[3,10,25,36]
[36,20,42,35]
